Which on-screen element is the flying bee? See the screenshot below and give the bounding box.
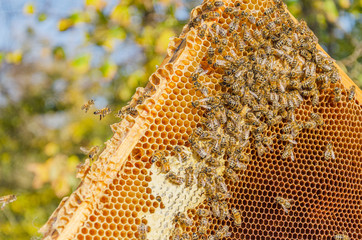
[137,223,149,240]
[224,167,239,182]
[215,226,232,239]
[282,143,294,161]
[94,106,111,120]
[310,112,324,126]
[334,234,350,240]
[174,212,193,227]
[275,197,293,213]
[231,208,241,227]
[324,143,335,160]
[81,99,95,113]
[348,86,356,101]
[196,209,211,217]
[280,134,297,144]
[166,171,184,185]
[0,194,17,210]
[80,146,100,160]
[185,166,195,187]
[173,146,189,163]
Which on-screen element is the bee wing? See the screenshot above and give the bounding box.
[80,147,89,154]
[331,150,336,160]
[282,205,289,214]
[290,151,295,161]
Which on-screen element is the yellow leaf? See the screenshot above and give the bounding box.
[110,5,130,26]
[5,50,22,64]
[58,18,74,31]
[85,0,107,10]
[71,54,91,74]
[23,3,35,15]
[155,29,175,54]
[100,61,117,79]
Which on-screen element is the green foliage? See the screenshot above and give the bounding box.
[0,0,360,239]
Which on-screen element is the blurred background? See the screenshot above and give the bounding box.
[0,0,360,239]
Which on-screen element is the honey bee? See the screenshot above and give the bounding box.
[215,176,229,194]
[215,226,232,239]
[224,167,239,182]
[174,212,193,227]
[0,194,17,210]
[280,134,297,144]
[255,142,267,157]
[198,24,207,38]
[247,14,256,24]
[219,201,230,220]
[311,89,320,106]
[171,228,182,240]
[256,17,266,27]
[166,171,184,185]
[94,106,111,120]
[333,234,350,240]
[198,218,209,235]
[229,20,239,33]
[243,27,258,47]
[209,198,220,218]
[137,223,148,240]
[117,105,138,118]
[174,146,189,163]
[262,135,275,151]
[275,196,293,213]
[334,87,342,102]
[234,34,247,52]
[330,71,341,84]
[185,166,195,187]
[196,209,211,217]
[324,143,336,160]
[303,120,317,130]
[213,0,224,7]
[80,146,100,160]
[201,11,220,20]
[81,99,95,113]
[191,233,199,240]
[232,208,241,227]
[150,150,164,163]
[197,172,207,188]
[264,7,275,16]
[310,112,324,126]
[181,233,191,240]
[348,86,356,101]
[267,115,282,126]
[282,143,295,161]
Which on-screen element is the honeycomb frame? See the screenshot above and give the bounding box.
[40,1,362,240]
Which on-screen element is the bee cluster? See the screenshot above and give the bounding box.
[147,0,356,239]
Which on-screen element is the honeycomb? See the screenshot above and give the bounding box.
[40,0,362,240]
